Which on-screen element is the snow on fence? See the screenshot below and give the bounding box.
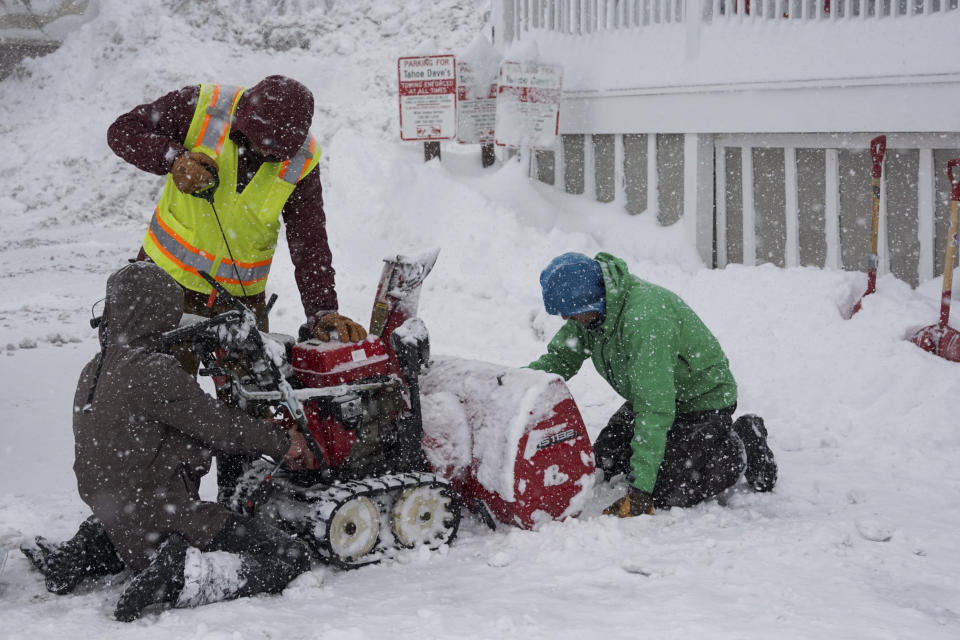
[498,0,959,39]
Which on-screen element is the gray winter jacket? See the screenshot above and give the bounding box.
[72,262,289,570]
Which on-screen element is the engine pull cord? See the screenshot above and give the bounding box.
[192,165,249,302]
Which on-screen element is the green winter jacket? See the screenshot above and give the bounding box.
[529,252,737,492]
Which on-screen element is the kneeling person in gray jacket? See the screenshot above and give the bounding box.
[71,261,314,621]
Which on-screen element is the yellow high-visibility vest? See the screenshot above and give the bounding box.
[142,83,321,296]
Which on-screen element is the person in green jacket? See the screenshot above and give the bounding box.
[529,252,777,517]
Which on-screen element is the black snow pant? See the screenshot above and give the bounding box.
[593,402,746,508]
[201,515,312,600]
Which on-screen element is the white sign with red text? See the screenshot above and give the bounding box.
[398,55,457,141]
[494,61,563,149]
[456,61,497,144]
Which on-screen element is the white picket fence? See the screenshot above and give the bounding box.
[499,0,958,39]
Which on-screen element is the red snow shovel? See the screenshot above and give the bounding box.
[909,159,960,362]
[849,135,887,317]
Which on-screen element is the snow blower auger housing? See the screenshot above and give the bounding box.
[163,250,461,569]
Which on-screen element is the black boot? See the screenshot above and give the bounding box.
[114,534,188,623]
[733,415,778,492]
[20,537,56,574]
[30,518,125,595]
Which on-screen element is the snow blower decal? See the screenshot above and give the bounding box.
[531,424,577,454]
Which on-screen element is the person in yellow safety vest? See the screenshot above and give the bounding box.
[108,75,365,345]
[107,75,366,499]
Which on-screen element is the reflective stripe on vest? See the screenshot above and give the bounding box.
[194,85,242,155]
[279,136,318,184]
[146,211,272,286]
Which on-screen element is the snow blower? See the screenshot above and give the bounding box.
[848,135,887,317]
[164,248,595,570]
[908,158,960,362]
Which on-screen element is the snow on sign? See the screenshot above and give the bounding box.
[398,55,457,141]
[494,61,562,149]
[456,61,497,144]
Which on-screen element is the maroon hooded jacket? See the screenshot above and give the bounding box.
[107,76,338,320]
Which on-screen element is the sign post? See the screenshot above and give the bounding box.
[398,54,457,162]
[456,60,498,167]
[494,61,563,150]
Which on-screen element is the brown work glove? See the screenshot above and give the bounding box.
[312,312,367,343]
[171,151,218,194]
[603,488,655,518]
[284,426,321,471]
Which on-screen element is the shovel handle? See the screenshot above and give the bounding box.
[940,162,960,328]
[870,135,886,179]
[948,159,960,201]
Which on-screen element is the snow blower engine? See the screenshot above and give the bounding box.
[163,250,461,569]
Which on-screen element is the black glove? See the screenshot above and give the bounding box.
[603,488,655,518]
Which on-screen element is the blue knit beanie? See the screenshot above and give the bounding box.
[539,252,606,316]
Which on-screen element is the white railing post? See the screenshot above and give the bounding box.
[685,0,701,59]
[785,146,800,267]
[492,0,514,50]
[614,134,625,204]
[584,134,596,200]
[918,149,935,281]
[555,133,566,191]
[825,148,840,269]
[716,145,728,267]
[742,147,756,266]
[647,134,659,219]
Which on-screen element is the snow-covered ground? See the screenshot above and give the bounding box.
[1,1,959,638]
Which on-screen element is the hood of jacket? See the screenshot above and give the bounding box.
[101,261,184,350]
[593,252,633,338]
[231,75,313,162]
